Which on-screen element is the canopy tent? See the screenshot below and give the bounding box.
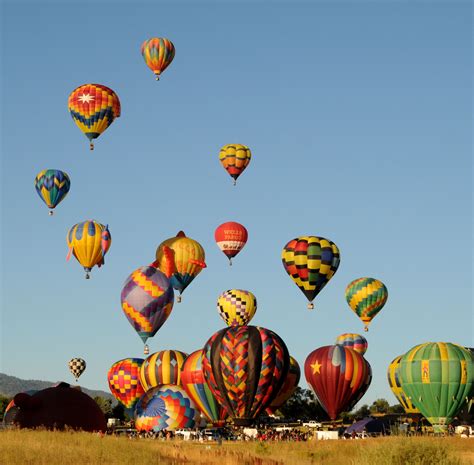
[345,417,386,434]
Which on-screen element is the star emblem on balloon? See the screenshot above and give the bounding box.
[311,360,321,374]
[78,93,94,103]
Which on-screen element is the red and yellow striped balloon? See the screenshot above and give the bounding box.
[219,144,251,185]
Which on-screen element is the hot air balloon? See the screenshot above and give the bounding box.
[107,358,145,413]
[266,355,301,415]
[282,236,340,309]
[141,38,175,81]
[214,222,248,265]
[154,231,206,302]
[304,345,372,420]
[135,384,200,431]
[335,333,368,356]
[68,84,121,150]
[219,144,251,185]
[68,358,86,382]
[387,355,419,414]
[34,169,70,215]
[345,277,388,331]
[399,342,474,432]
[217,289,257,326]
[120,265,174,355]
[66,220,111,279]
[202,325,290,426]
[181,349,228,425]
[139,350,188,391]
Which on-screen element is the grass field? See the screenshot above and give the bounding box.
[1,430,473,465]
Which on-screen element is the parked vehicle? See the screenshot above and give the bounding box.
[303,421,322,428]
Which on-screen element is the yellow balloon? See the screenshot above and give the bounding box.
[217,290,257,326]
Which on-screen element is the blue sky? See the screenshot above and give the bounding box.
[1,0,472,408]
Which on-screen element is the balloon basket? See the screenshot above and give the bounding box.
[90,142,94,150]
[85,273,90,280]
[307,302,314,310]
[229,258,232,266]
[364,326,369,332]
[177,295,182,303]
[49,210,54,216]
[144,345,149,355]
[233,180,236,186]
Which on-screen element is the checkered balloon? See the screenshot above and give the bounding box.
[68,358,86,381]
[217,289,257,326]
[134,384,200,431]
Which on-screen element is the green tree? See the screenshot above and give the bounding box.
[278,387,329,421]
[353,404,370,418]
[369,398,390,414]
[94,396,113,417]
[112,402,125,421]
[388,403,405,414]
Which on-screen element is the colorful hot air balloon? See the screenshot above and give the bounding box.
[387,355,420,414]
[107,358,145,412]
[202,325,290,426]
[281,236,340,309]
[68,358,86,382]
[335,333,368,356]
[141,38,175,81]
[68,84,121,150]
[34,169,70,215]
[154,231,206,302]
[304,345,372,420]
[66,220,111,279]
[219,144,251,185]
[217,289,257,326]
[181,349,228,425]
[214,222,248,265]
[345,277,388,331]
[139,350,188,391]
[135,384,200,432]
[399,342,474,432]
[266,355,301,415]
[120,265,174,354]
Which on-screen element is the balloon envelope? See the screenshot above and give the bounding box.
[387,355,420,414]
[217,289,257,326]
[202,325,289,426]
[345,277,388,331]
[120,266,174,345]
[34,169,70,212]
[304,345,371,420]
[335,333,368,356]
[141,38,175,80]
[181,349,228,425]
[139,350,188,391]
[107,358,145,411]
[68,358,86,381]
[282,236,340,308]
[214,222,248,263]
[134,384,200,431]
[68,84,121,149]
[219,144,251,184]
[399,342,474,432]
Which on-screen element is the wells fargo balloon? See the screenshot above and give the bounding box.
[387,355,419,414]
[219,144,251,185]
[139,350,188,391]
[399,342,474,432]
[107,358,145,411]
[266,355,301,415]
[345,277,388,331]
[181,349,228,425]
[202,325,289,426]
[68,84,121,150]
[214,222,248,265]
[135,384,200,431]
[217,289,257,326]
[141,38,175,81]
[335,333,368,356]
[120,265,174,354]
[68,358,86,381]
[34,169,70,215]
[154,231,206,301]
[304,345,372,420]
[282,236,340,309]
[66,220,111,278]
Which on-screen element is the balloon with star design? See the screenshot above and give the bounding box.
[68,84,121,150]
[304,345,371,420]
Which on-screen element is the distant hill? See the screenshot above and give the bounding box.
[0,373,113,401]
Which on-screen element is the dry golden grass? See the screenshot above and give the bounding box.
[1,430,473,465]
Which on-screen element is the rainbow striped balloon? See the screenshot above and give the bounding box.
[335,333,368,356]
[345,277,388,331]
[139,350,188,391]
[134,384,200,431]
[141,38,175,81]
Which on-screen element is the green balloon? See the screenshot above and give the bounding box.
[399,342,474,432]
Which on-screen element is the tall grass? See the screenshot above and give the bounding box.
[1,430,473,465]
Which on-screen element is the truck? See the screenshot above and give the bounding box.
[303,420,322,428]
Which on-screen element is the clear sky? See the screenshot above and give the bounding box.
[1,0,472,408]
